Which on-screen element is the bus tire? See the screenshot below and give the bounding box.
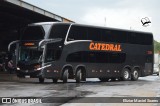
[76,69,82,83]
[99,78,109,82]
[39,78,44,83]
[121,68,130,81]
[131,69,139,81]
[63,69,69,83]
[52,78,58,83]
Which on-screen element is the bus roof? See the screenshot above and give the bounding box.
[72,23,153,35]
[28,22,153,35]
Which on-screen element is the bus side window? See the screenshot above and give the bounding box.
[67,25,87,41]
[49,24,69,40]
[66,52,83,62]
[101,29,111,42]
[108,53,126,63]
[66,51,126,63]
[102,29,128,43]
[111,30,128,43]
[45,49,62,62]
[87,28,101,41]
[128,33,153,45]
[88,52,96,63]
[45,43,62,62]
[95,52,107,63]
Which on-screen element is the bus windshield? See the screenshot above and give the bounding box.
[19,48,43,63]
[21,26,45,40]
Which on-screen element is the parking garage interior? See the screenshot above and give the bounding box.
[0,0,73,73]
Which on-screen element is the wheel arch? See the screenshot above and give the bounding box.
[123,65,132,72]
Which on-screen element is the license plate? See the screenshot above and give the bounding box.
[25,76,30,78]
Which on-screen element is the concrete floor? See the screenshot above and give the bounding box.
[0,75,160,106]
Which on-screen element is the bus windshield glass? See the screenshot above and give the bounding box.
[21,26,45,40]
[19,47,43,63]
[49,24,70,40]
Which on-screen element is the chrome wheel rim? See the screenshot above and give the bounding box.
[80,72,82,80]
[133,70,138,78]
[124,70,129,79]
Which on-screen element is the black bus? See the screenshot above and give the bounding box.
[8,22,153,83]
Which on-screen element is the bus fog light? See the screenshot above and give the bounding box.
[37,68,41,71]
[34,65,41,71]
[17,67,20,70]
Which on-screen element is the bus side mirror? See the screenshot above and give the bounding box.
[8,40,20,52]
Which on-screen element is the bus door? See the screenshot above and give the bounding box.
[45,43,63,62]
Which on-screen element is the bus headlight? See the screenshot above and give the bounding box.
[17,67,20,70]
[37,68,41,71]
[34,65,41,71]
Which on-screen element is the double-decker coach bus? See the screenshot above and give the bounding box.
[8,22,153,83]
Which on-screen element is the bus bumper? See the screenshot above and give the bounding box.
[16,70,41,78]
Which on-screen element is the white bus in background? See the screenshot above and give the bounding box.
[154,53,160,76]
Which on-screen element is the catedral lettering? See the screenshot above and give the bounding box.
[89,42,122,52]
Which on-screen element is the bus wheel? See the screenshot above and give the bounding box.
[52,78,58,83]
[131,69,139,81]
[63,69,69,83]
[121,68,130,81]
[99,78,109,82]
[39,78,44,83]
[76,69,82,83]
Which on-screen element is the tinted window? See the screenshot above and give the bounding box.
[68,25,153,45]
[128,33,153,45]
[66,51,126,63]
[101,29,152,45]
[101,29,128,43]
[66,52,82,62]
[101,29,111,42]
[45,43,62,62]
[88,52,96,63]
[87,27,101,41]
[22,26,44,40]
[146,34,153,45]
[107,52,126,63]
[67,25,87,41]
[128,33,136,44]
[112,30,128,43]
[45,49,62,62]
[49,24,69,40]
